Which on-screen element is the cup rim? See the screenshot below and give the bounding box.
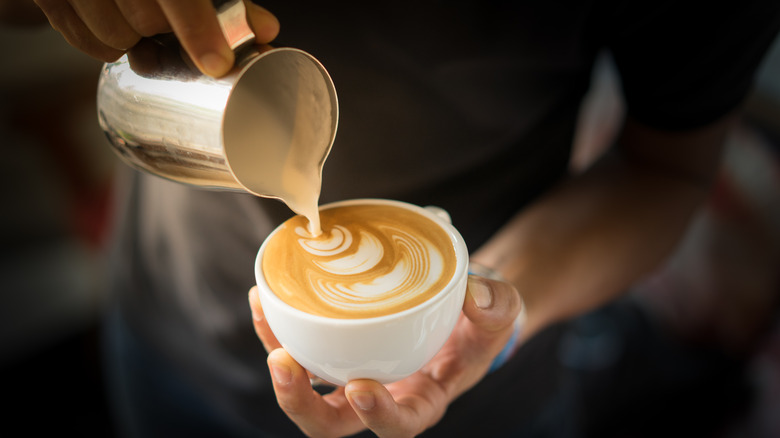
[254,198,469,325]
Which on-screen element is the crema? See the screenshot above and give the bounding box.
[262,203,457,318]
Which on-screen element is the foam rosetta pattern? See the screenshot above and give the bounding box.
[263,204,456,319]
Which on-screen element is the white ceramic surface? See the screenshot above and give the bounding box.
[255,199,469,386]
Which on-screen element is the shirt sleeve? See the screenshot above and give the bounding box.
[607,0,780,131]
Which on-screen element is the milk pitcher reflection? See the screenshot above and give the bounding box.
[97,0,338,234]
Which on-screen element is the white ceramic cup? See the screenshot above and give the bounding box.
[255,199,469,386]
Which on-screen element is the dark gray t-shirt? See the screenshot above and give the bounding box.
[107,1,780,435]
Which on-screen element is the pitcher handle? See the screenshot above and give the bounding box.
[215,0,256,51]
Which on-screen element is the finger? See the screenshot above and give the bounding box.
[248,286,282,352]
[34,0,124,62]
[114,0,171,37]
[267,349,362,437]
[157,0,234,77]
[245,2,279,43]
[463,275,523,334]
[248,288,321,381]
[68,0,141,50]
[342,278,523,437]
[425,276,522,386]
[346,373,449,438]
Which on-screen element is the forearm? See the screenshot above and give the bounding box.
[472,115,735,339]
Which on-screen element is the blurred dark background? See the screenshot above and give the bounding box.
[0,20,116,435]
[1,16,778,438]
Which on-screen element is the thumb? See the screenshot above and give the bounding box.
[463,275,523,335]
[448,275,524,375]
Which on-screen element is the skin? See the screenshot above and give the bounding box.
[30,0,279,77]
[471,115,732,341]
[247,111,732,438]
[249,277,523,438]
[10,0,736,436]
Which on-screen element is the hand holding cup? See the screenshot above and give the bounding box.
[249,275,522,437]
[249,199,523,437]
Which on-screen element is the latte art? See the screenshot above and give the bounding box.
[262,204,457,318]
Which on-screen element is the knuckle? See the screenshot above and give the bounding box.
[114,0,168,36]
[56,22,124,62]
[126,11,169,37]
[74,16,139,50]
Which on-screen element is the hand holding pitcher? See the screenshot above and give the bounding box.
[34,0,280,77]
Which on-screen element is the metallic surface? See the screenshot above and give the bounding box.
[96,0,338,198]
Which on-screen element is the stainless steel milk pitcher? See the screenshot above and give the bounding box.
[97,0,338,199]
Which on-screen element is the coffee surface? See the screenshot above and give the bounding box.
[262,203,457,318]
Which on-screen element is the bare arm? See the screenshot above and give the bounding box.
[471,113,735,339]
[249,113,736,437]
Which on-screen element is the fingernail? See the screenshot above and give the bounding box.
[468,275,493,309]
[199,51,231,77]
[248,289,263,322]
[349,391,376,411]
[269,362,292,385]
